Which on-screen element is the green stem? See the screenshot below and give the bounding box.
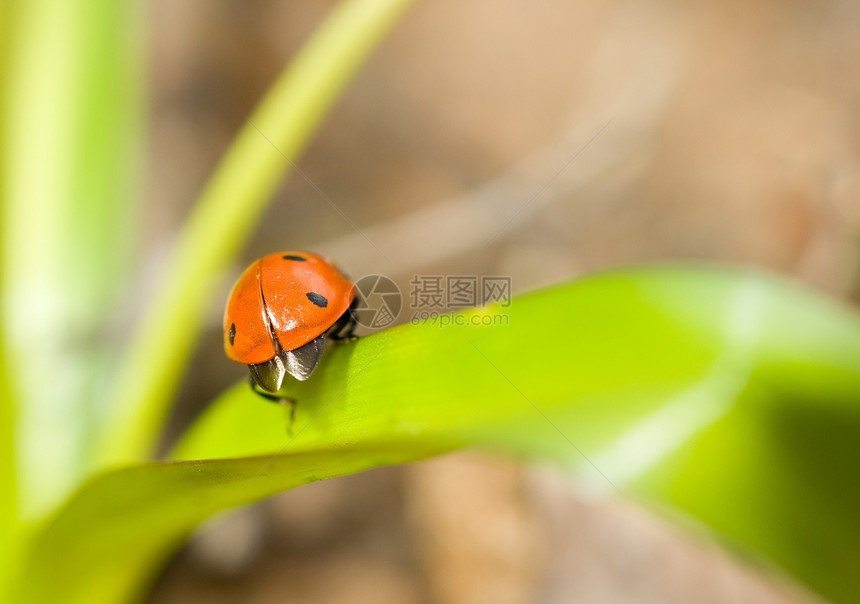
[96,0,414,466]
[0,3,17,591]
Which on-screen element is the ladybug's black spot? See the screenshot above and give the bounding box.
[229,323,236,346]
[306,292,328,308]
[283,254,306,262]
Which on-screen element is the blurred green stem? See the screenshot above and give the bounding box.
[2,0,142,520]
[0,1,17,589]
[96,0,414,466]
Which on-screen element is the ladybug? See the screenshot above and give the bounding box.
[224,251,357,396]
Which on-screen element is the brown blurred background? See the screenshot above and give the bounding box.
[145,1,859,602]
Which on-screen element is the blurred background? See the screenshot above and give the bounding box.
[123,0,859,602]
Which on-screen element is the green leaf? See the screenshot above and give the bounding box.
[96,0,415,468]
[15,267,860,603]
[14,446,443,604]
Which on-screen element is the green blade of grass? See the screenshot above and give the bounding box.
[16,267,860,603]
[0,0,143,518]
[0,3,18,583]
[0,4,22,593]
[0,331,14,595]
[96,0,414,467]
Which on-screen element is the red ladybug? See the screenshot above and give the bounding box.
[224,251,357,395]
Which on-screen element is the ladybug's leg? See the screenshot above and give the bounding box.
[248,376,298,427]
[328,313,357,341]
[328,296,360,342]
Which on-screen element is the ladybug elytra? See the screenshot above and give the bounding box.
[223,251,357,395]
